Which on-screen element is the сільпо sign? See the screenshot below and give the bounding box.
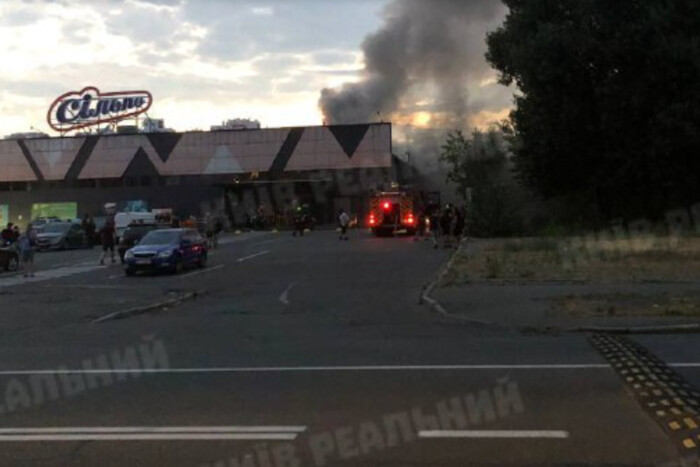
[47,86,153,133]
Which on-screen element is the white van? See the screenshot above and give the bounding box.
[114,212,156,242]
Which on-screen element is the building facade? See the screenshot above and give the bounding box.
[0,123,396,227]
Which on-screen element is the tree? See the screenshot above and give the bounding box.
[440,129,526,235]
[486,0,700,224]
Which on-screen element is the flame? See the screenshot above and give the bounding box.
[412,111,432,127]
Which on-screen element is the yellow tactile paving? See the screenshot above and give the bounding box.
[589,334,700,456]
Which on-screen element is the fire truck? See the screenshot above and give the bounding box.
[367,185,426,236]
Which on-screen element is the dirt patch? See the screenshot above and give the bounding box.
[445,235,700,283]
[552,292,700,318]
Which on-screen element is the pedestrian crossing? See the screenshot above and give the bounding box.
[0,262,107,288]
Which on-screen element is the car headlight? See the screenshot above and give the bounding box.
[124,250,134,260]
[50,236,62,244]
[157,250,173,258]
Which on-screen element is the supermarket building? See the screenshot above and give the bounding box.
[0,123,403,227]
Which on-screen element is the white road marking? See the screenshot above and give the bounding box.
[0,264,106,288]
[250,238,285,248]
[0,434,297,442]
[218,232,276,246]
[0,426,306,442]
[40,258,98,269]
[43,285,135,290]
[0,426,307,434]
[180,264,224,278]
[0,363,696,376]
[279,281,298,305]
[419,430,569,439]
[236,250,269,263]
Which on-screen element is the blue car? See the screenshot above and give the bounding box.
[123,228,208,276]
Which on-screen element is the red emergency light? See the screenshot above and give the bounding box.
[382,201,391,210]
[369,214,376,226]
[405,215,415,225]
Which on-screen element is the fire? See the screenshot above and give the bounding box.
[412,111,432,127]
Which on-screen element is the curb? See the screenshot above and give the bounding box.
[420,238,506,329]
[92,289,205,323]
[419,239,463,305]
[567,323,700,334]
[420,239,700,335]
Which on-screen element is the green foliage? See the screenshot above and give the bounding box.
[440,129,528,236]
[486,0,700,222]
[485,255,503,278]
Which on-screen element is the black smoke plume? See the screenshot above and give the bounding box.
[319,0,506,129]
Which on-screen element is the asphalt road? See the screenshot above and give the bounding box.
[0,230,698,466]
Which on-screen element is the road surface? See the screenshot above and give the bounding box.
[0,230,697,466]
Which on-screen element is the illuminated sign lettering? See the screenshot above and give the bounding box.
[47,87,153,132]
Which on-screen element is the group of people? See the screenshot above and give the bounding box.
[2,222,36,277]
[419,203,467,249]
[1,222,20,245]
[80,213,117,265]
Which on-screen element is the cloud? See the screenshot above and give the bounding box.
[5,0,516,139]
[251,6,274,16]
[185,0,384,61]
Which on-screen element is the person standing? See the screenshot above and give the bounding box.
[428,204,441,249]
[83,214,96,248]
[441,204,455,248]
[1,223,13,245]
[292,207,305,237]
[213,216,223,249]
[100,217,116,265]
[18,226,36,277]
[454,207,466,242]
[338,209,350,241]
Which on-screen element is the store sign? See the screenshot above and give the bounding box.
[47,87,153,132]
[31,202,78,221]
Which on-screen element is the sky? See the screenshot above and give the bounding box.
[0,0,512,137]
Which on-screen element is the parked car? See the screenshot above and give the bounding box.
[35,222,87,251]
[117,223,161,263]
[115,212,156,243]
[30,217,62,234]
[0,243,19,273]
[123,228,207,276]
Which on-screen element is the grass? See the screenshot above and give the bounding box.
[445,234,700,283]
[553,293,700,318]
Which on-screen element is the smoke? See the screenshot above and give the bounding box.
[319,0,506,129]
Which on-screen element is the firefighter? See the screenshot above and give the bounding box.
[292,206,305,237]
[441,204,455,248]
[338,209,350,241]
[414,206,427,241]
[454,206,466,242]
[428,203,441,249]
